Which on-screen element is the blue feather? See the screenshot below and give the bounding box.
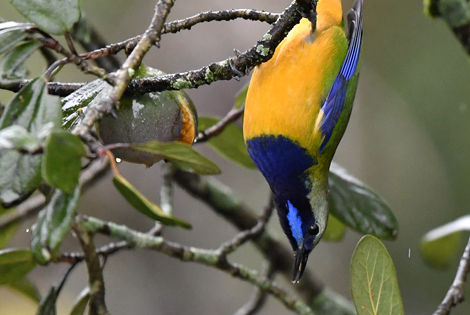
[319,1,363,152]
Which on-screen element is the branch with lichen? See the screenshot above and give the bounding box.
[0,0,313,98]
[75,214,314,315]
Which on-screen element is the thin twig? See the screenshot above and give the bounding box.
[77,214,314,315]
[434,236,470,315]
[235,262,275,315]
[195,106,245,143]
[218,194,273,257]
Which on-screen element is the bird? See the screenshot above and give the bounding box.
[243,0,363,283]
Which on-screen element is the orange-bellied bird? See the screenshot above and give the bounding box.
[243,0,363,282]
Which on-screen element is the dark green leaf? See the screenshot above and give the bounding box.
[420,215,470,269]
[8,277,41,303]
[10,0,80,35]
[323,214,346,242]
[0,22,33,54]
[0,40,41,79]
[351,235,404,315]
[37,285,58,315]
[132,141,221,175]
[234,84,248,109]
[329,163,398,240]
[31,186,80,264]
[113,173,191,229]
[42,131,86,193]
[0,125,40,152]
[70,286,89,315]
[0,77,61,206]
[0,248,36,284]
[198,116,255,169]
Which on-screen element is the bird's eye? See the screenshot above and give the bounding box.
[308,224,319,235]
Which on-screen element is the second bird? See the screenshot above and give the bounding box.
[243,0,364,282]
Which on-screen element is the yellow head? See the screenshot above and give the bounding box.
[316,0,343,32]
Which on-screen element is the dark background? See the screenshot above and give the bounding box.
[1,0,470,314]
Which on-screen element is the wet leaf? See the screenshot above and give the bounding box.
[0,77,61,207]
[10,0,80,35]
[0,125,40,152]
[198,116,255,169]
[132,141,220,175]
[420,215,470,269]
[31,186,80,264]
[351,235,404,315]
[323,214,346,242]
[0,40,41,79]
[329,163,398,240]
[113,173,191,229]
[42,131,86,193]
[0,248,36,284]
[0,22,33,54]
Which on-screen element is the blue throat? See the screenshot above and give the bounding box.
[246,135,317,249]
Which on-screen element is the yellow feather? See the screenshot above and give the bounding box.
[243,15,348,155]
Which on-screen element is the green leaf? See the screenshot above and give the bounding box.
[329,163,398,240]
[420,215,470,269]
[234,84,248,109]
[198,116,255,169]
[0,248,36,284]
[132,141,221,175]
[0,22,33,54]
[351,235,404,315]
[31,186,80,264]
[70,286,89,315]
[37,285,58,315]
[323,214,346,242]
[10,0,80,35]
[113,173,191,229]
[42,131,86,193]
[0,125,41,152]
[0,210,18,248]
[8,277,41,303]
[0,77,61,207]
[0,40,41,79]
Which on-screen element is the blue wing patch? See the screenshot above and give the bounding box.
[319,0,363,152]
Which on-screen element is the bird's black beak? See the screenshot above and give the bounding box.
[292,243,309,284]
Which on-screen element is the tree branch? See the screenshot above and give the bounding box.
[73,219,109,315]
[195,106,245,143]
[77,214,314,315]
[0,1,314,97]
[434,236,470,315]
[172,170,355,314]
[72,0,176,139]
